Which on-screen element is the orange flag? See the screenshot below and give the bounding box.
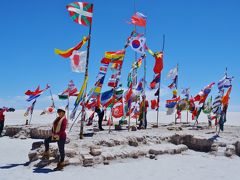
[222,86,232,106]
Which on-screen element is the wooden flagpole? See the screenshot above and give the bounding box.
[79,4,93,139]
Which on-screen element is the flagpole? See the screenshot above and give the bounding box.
[67,85,70,121]
[49,87,55,108]
[175,63,179,124]
[29,100,36,125]
[109,31,135,133]
[79,4,93,139]
[156,35,165,127]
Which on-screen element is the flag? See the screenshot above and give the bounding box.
[168,75,178,89]
[40,106,55,115]
[66,2,93,26]
[222,86,232,107]
[136,78,144,92]
[177,99,188,111]
[145,46,163,74]
[108,70,121,88]
[130,12,147,27]
[112,102,124,118]
[125,83,133,103]
[166,96,180,108]
[194,82,215,104]
[101,89,114,106]
[25,85,49,102]
[24,100,36,117]
[133,55,144,68]
[167,67,178,80]
[25,86,42,96]
[54,36,89,58]
[153,52,163,74]
[129,36,146,54]
[70,50,87,73]
[150,74,160,89]
[212,94,222,115]
[111,61,123,70]
[59,80,78,100]
[218,75,233,90]
[70,76,88,119]
[151,99,158,110]
[181,88,190,99]
[203,96,212,114]
[105,50,125,61]
[75,76,88,106]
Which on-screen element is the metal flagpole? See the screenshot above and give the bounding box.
[175,63,179,124]
[79,4,93,139]
[29,100,36,125]
[156,35,165,127]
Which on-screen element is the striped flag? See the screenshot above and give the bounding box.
[218,75,233,90]
[212,94,222,114]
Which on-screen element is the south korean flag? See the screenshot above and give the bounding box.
[129,36,146,54]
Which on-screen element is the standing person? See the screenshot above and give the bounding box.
[139,95,149,129]
[95,106,104,131]
[42,107,67,171]
[0,108,8,136]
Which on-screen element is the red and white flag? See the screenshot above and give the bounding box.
[70,50,87,73]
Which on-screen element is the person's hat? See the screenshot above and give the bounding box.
[57,106,66,113]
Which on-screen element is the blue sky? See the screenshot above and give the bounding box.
[0,0,239,111]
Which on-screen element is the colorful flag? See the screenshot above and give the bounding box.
[130,12,147,27]
[222,86,232,107]
[146,46,163,74]
[75,76,88,106]
[66,2,93,26]
[168,75,178,89]
[70,50,87,73]
[58,80,78,100]
[70,76,88,119]
[212,94,222,114]
[218,75,233,91]
[166,96,180,108]
[54,36,89,58]
[136,78,144,92]
[133,55,144,68]
[153,52,163,74]
[108,69,121,88]
[194,82,215,104]
[101,89,114,106]
[129,36,146,54]
[112,102,124,118]
[203,96,212,114]
[105,50,125,61]
[150,74,160,89]
[25,85,49,102]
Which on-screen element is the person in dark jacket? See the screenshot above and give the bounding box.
[42,107,67,170]
[95,106,104,131]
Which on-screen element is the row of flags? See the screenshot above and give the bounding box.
[23,2,234,133]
